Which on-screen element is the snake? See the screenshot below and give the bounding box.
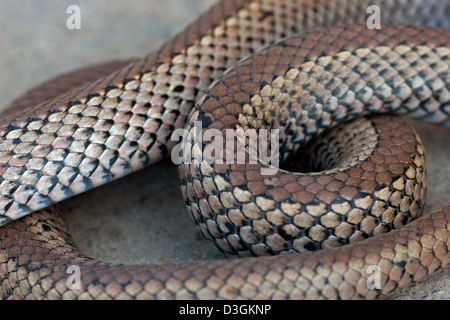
[0,0,449,300]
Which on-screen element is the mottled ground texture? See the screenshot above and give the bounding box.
[0,0,449,299]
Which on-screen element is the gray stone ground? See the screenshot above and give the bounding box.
[0,0,449,299]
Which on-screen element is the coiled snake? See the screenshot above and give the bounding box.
[0,0,449,299]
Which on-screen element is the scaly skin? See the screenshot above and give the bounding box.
[0,0,449,299]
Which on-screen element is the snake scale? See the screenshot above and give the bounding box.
[0,0,449,300]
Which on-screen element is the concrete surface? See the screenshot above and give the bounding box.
[0,0,449,300]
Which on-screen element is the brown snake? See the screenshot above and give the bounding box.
[0,0,449,300]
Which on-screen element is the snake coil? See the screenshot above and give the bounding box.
[0,0,449,300]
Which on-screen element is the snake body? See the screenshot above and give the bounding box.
[0,0,449,299]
